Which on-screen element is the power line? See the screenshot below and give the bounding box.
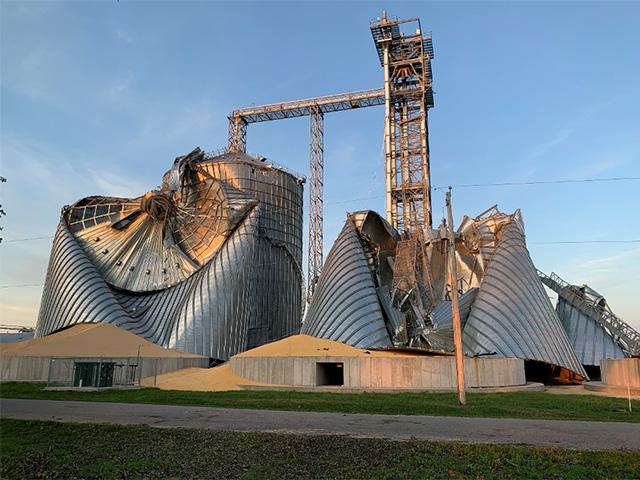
[326,195,382,206]
[3,177,639,245]
[432,176,640,190]
[0,283,43,289]
[2,236,53,243]
[531,240,640,245]
[3,177,638,237]
[325,176,640,205]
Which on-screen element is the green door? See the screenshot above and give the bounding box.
[73,362,98,387]
[73,362,115,387]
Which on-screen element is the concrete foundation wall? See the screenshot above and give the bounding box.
[0,356,208,383]
[229,355,525,389]
[0,357,51,383]
[600,358,640,388]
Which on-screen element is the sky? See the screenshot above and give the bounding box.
[1,0,639,331]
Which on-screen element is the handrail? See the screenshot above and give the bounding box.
[538,269,640,355]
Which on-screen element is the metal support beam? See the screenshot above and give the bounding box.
[307,106,324,299]
[228,114,247,153]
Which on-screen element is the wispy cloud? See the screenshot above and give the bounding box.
[113,28,134,44]
[578,156,626,178]
[2,47,66,104]
[0,134,152,327]
[105,76,134,103]
[579,246,640,271]
[0,301,40,326]
[1,134,148,213]
[527,127,575,160]
[89,170,147,198]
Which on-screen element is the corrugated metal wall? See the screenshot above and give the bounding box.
[301,218,392,348]
[462,218,588,379]
[36,152,303,360]
[556,297,625,366]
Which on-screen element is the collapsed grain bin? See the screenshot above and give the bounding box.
[35,148,304,360]
[301,208,602,382]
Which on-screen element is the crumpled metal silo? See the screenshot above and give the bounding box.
[36,148,304,360]
[302,206,590,381]
[461,212,588,380]
[301,212,393,348]
[538,272,632,367]
[556,295,626,366]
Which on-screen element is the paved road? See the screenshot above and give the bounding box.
[1,398,638,450]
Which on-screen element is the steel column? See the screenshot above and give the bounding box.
[307,105,324,299]
[382,41,395,227]
[228,114,248,153]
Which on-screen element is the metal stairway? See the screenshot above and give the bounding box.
[538,270,640,356]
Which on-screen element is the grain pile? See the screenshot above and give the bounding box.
[142,364,271,391]
[0,323,204,359]
[236,334,433,358]
[146,334,437,392]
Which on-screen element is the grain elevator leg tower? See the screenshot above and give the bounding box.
[370,12,435,232]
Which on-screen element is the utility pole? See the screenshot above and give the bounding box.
[446,188,466,405]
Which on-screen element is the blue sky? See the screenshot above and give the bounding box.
[1,1,639,330]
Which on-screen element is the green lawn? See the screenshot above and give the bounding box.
[1,418,638,480]
[1,382,637,422]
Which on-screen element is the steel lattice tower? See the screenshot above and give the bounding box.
[370,12,435,233]
[307,106,324,297]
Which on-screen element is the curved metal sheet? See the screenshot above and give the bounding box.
[64,151,259,293]
[425,288,478,352]
[462,216,588,379]
[166,205,260,358]
[301,218,392,348]
[36,150,303,360]
[556,297,626,366]
[35,223,130,337]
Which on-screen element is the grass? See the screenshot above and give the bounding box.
[1,418,638,479]
[1,382,638,423]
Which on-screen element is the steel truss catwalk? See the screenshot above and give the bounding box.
[227,12,436,297]
[539,270,639,363]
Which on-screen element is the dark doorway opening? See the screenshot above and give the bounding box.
[316,362,344,386]
[73,362,115,388]
[524,360,585,385]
